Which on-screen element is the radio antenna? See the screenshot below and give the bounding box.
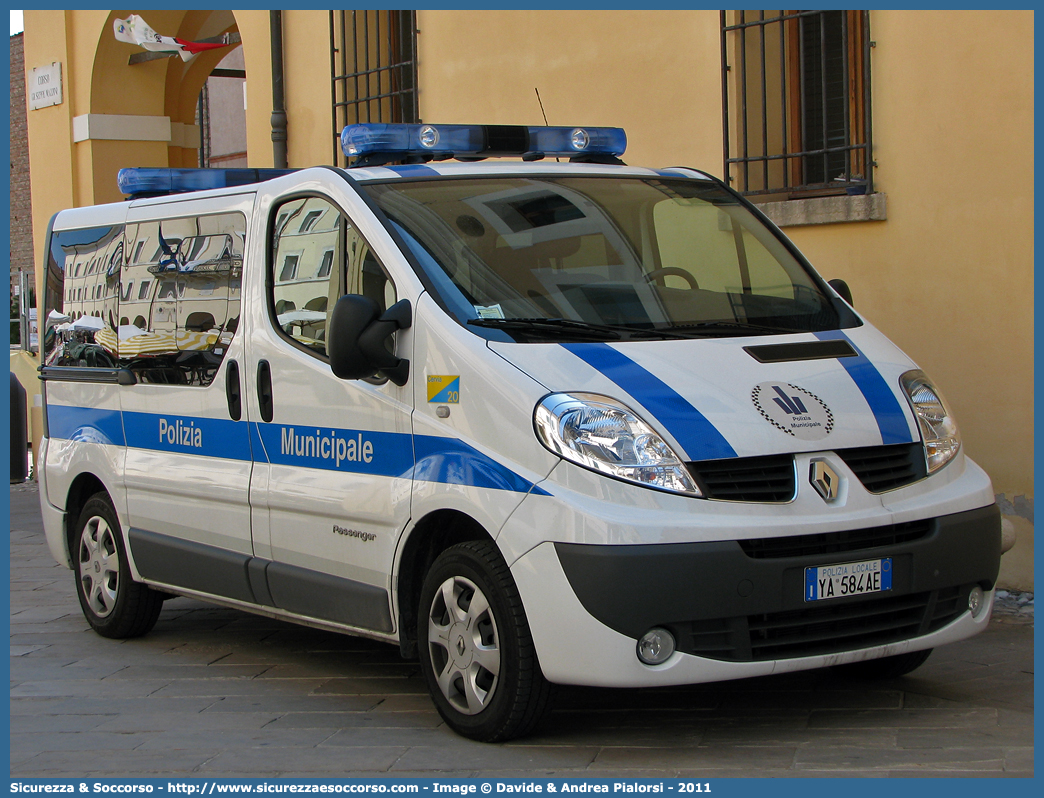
[534,88,550,126]
[534,88,558,161]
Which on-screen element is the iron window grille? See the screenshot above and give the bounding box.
[330,10,419,167]
[721,10,873,198]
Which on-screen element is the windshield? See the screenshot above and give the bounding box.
[363,176,856,342]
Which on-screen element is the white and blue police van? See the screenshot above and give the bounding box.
[38,123,1001,741]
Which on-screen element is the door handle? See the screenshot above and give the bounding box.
[257,360,274,423]
[225,360,242,421]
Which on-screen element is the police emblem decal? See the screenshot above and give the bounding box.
[752,382,834,441]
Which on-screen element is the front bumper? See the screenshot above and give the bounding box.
[556,503,1000,662]
[510,504,1000,687]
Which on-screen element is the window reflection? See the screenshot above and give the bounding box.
[270,196,396,359]
[45,213,246,386]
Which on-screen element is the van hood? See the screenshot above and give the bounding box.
[488,326,921,461]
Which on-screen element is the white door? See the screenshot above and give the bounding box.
[119,195,258,601]
[242,178,421,633]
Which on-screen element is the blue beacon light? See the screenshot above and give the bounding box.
[340,123,627,166]
[117,167,297,198]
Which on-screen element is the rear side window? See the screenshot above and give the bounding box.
[44,212,246,386]
[269,196,395,359]
[43,225,124,370]
[120,212,246,386]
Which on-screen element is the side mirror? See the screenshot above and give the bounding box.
[828,278,853,307]
[327,295,412,386]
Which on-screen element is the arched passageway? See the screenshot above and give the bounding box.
[83,10,247,199]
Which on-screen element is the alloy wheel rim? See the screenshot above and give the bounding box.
[427,575,500,715]
[78,516,119,618]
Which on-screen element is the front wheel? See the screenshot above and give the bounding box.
[418,540,552,742]
[71,493,163,639]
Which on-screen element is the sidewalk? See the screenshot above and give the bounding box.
[10,482,1034,777]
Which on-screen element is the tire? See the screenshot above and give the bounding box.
[70,493,163,639]
[832,648,933,679]
[418,540,552,742]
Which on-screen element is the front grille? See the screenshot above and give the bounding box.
[739,518,933,559]
[686,444,925,502]
[673,585,969,662]
[687,454,795,502]
[838,442,927,493]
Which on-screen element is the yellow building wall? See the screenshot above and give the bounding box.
[799,11,1033,504]
[24,10,78,285]
[282,11,336,167]
[234,11,275,169]
[235,10,335,168]
[25,10,244,290]
[416,10,724,171]
[785,10,1034,588]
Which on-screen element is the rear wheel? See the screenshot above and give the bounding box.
[418,540,552,742]
[832,648,933,679]
[71,493,163,639]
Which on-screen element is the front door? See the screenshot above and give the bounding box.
[243,181,418,633]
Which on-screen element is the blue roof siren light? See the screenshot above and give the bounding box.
[418,125,440,148]
[340,123,627,167]
[117,167,297,198]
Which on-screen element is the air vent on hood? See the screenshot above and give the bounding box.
[744,339,857,363]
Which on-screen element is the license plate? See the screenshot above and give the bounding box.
[804,557,892,602]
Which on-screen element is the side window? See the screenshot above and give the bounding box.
[270,196,395,358]
[120,212,246,386]
[42,224,123,369]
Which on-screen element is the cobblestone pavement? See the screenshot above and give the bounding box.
[10,482,1034,778]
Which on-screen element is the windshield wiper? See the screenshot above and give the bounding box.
[665,320,798,336]
[468,317,693,341]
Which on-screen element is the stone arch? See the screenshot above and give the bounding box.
[83,10,246,199]
[161,11,244,167]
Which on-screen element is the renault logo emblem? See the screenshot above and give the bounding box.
[810,460,840,502]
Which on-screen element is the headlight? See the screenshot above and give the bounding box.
[900,370,960,473]
[534,393,701,496]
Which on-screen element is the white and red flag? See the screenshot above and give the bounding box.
[114,14,229,62]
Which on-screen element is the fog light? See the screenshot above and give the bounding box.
[968,585,986,618]
[637,628,675,665]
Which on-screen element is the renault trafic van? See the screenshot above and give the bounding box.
[38,124,1001,741]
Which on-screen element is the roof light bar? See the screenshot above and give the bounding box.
[118,168,298,198]
[340,123,627,166]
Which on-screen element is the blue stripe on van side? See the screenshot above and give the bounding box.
[414,435,551,496]
[254,422,548,495]
[249,419,268,462]
[253,422,414,477]
[46,407,546,495]
[813,330,916,445]
[46,405,125,447]
[123,411,252,461]
[561,342,737,461]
